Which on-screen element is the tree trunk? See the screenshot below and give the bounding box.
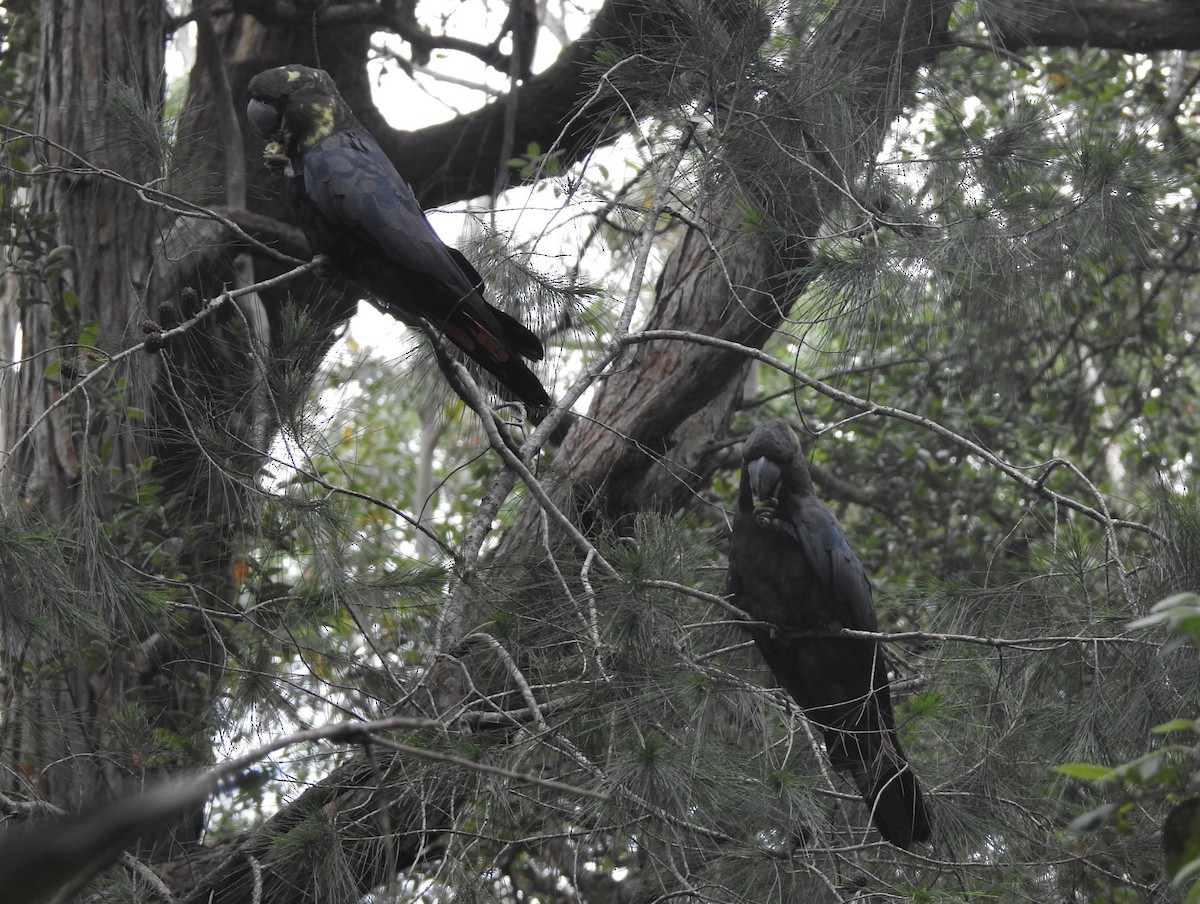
[552,0,954,520]
[4,0,160,513]
[0,0,186,849]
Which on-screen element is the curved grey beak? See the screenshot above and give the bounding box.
[246,98,281,138]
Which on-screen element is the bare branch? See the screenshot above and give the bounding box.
[624,330,1165,542]
[646,579,1155,650]
[985,0,1200,53]
[1,125,302,265]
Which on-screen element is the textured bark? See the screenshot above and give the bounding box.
[556,0,955,521]
[987,0,1200,52]
[4,2,159,513]
[152,1,650,507]
[0,0,650,885]
[0,0,185,850]
[561,208,790,524]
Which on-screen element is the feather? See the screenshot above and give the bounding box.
[728,419,931,847]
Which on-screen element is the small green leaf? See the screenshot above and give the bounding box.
[1153,719,1198,735]
[77,320,101,349]
[1055,762,1116,781]
[44,244,73,267]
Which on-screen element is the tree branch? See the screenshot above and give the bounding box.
[984,0,1200,53]
[625,329,1165,542]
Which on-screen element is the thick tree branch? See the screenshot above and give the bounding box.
[624,328,1164,542]
[985,0,1200,53]
[550,0,959,524]
[363,0,644,206]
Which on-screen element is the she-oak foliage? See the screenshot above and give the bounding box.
[2,0,1200,902]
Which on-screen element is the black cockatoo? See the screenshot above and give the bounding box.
[245,65,551,409]
[727,419,931,848]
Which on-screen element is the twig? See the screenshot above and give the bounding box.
[1,125,300,265]
[622,330,1165,542]
[515,117,698,463]
[366,735,609,802]
[430,119,698,658]
[0,260,321,474]
[463,631,549,732]
[244,853,263,904]
[272,450,462,568]
[538,509,609,678]
[452,355,615,574]
[644,579,1155,649]
[1033,457,1133,603]
[578,547,608,677]
[116,851,176,902]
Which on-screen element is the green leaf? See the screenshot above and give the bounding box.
[77,320,101,349]
[43,244,73,268]
[1055,762,1116,782]
[1153,719,1199,735]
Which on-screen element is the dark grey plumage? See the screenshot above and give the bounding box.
[728,419,931,847]
[246,65,550,409]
